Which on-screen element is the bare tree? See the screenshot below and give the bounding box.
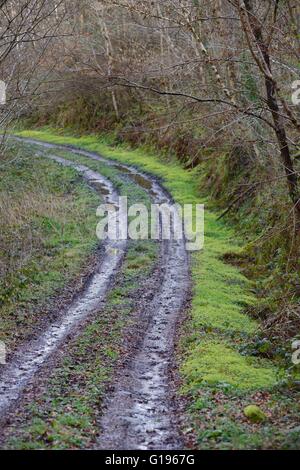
[0,0,67,133]
[82,0,299,224]
[235,0,300,218]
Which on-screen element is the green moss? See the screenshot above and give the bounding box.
[191,250,257,334]
[182,340,277,391]
[244,405,267,422]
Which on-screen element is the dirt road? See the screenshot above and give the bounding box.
[0,138,190,449]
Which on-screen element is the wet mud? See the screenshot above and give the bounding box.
[0,153,126,417]
[1,137,190,450]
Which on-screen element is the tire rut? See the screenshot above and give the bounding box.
[1,137,190,450]
[0,152,126,418]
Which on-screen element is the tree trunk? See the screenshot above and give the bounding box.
[242,0,300,220]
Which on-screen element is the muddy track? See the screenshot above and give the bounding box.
[1,137,190,450]
[0,152,127,418]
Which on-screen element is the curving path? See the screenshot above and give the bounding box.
[0,137,190,450]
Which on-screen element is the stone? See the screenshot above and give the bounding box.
[244,404,267,423]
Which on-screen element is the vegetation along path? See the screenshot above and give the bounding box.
[1,130,297,450]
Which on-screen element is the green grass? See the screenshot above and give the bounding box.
[11,128,298,449]
[182,340,277,391]
[6,233,158,449]
[0,141,99,352]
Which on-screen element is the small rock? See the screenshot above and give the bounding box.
[244,405,267,423]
